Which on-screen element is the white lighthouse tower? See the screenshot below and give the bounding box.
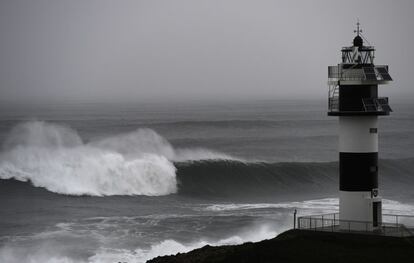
[328,22,393,230]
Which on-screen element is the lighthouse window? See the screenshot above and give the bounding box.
[370,128,377,133]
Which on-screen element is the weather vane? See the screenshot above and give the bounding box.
[354,19,362,36]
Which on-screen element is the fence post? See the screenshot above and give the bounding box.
[293,209,297,229]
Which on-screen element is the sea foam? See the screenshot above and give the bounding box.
[88,223,278,263]
[0,121,231,196]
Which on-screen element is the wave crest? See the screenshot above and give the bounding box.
[0,121,233,196]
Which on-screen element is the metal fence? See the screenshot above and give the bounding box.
[328,65,389,81]
[328,67,365,80]
[297,213,414,237]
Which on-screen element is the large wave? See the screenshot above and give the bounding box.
[0,121,234,196]
[1,121,413,199]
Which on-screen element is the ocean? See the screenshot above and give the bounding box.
[0,99,414,262]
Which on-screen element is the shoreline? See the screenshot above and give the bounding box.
[147,229,414,263]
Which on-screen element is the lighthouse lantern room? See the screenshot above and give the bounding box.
[328,22,393,231]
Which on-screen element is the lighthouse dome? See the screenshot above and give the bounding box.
[353,35,363,47]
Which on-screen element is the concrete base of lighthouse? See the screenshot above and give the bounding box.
[339,191,382,231]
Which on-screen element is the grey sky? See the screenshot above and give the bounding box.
[0,0,413,104]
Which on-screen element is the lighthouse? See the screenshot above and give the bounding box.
[328,22,393,230]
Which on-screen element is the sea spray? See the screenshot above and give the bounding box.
[88,223,279,263]
[0,121,233,196]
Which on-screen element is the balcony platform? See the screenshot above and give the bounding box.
[328,65,392,85]
[327,111,390,116]
[328,97,392,116]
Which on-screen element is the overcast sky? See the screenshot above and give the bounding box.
[0,0,413,104]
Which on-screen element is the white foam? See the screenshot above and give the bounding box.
[0,219,279,263]
[3,198,413,263]
[203,198,340,212]
[173,148,240,162]
[203,198,414,216]
[0,121,233,196]
[89,224,278,263]
[0,244,81,263]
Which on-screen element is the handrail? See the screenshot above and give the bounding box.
[328,65,389,80]
[299,213,414,225]
[297,213,414,237]
[301,212,338,218]
[400,225,414,237]
[383,214,414,218]
[362,98,368,111]
[328,97,390,113]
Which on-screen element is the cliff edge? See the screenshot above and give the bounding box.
[147,229,414,263]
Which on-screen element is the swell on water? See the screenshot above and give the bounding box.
[0,121,235,196]
[1,121,413,199]
[175,160,337,199]
[175,158,414,199]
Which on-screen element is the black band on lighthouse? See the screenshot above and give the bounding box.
[339,152,378,191]
[339,85,378,112]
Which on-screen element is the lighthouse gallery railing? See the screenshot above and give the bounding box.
[328,65,390,81]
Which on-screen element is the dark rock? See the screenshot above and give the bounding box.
[147,229,414,263]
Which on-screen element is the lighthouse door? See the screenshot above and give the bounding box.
[373,201,382,227]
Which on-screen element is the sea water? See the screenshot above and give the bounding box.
[0,99,413,262]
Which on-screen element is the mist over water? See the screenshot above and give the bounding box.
[0,1,413,261]
[0,100,414,263]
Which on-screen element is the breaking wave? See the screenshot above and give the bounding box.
[1,121,413,198]
[0,121,234,196]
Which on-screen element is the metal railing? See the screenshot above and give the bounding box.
[328,67,365,80]
[328,97,339,112]
[297,213,414,237]
[383,214,414,229]
[328,97,390,113]
[328,65,389,81]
